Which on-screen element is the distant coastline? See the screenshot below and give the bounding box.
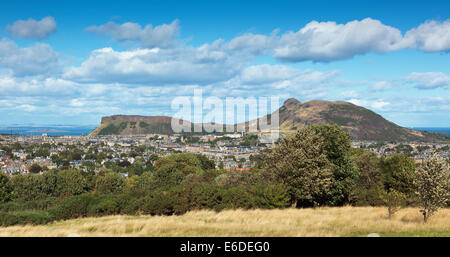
[1,125,449,137]
[0,125,96,136]
[412,127,450,136]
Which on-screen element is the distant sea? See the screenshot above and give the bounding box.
[0,125,449,137]
[0,125,96,136]
[412,127,450,136]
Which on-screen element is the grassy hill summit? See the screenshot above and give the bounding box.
[274,98,449,142]
[89,98,450,142]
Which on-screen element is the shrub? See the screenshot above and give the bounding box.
[221,187,254,210]
[0,210,54,226]
[0,198,58,212]
[49,194,94,220]
[115,194,140,215]
[88,197,120,217]
[0,212,18,226]
[140,191,176,216]
[251,183,291,209]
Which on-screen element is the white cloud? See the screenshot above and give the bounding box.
[372,81,391,91]
[6,16,56,39]
[348,98,390,111]
[0,38,60,76]
[17,104,37,112]
[402,20,450,52]
[339,90,359,99]
[223,31,277,56]
[404,72,450,89]
[86,20,180,48]
[274,18,404,62]
[63,45,248,84]
[237,64,340,89]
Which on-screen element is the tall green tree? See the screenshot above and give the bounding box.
[350,149,384,206]
[310,123,359,206]
[265,124,333,207]
[380,153,416,198]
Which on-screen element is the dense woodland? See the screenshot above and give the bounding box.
[0,123,448,226]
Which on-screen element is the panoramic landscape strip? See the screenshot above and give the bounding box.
[0,0,449,244]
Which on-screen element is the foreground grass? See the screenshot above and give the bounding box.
[0,207,449,237]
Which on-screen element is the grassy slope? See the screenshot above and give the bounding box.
[0,207,449,237]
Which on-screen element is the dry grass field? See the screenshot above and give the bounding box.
[0,206,449,237]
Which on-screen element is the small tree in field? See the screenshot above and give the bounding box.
[415,152,450,223]
[380,188,406,219]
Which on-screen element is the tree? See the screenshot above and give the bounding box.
[380,153,416,198]
[94,172,125,194]
[154,153,203,176]
[195,154,216,170]
[350,150,384,206]
[29,164,43,174]
[380,189,406,219]
[264,124,333,207]
[310,123,359,206]
[56,169,88,197]
[0,173,12,203]
[415,152,450,223]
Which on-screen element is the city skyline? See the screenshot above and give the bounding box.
[1,0,450,127]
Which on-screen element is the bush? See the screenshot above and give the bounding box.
[0,210,54,226]
[140,191,176,216]
[220,187,254,210]
[49,194,94,220]
[88,197,120,217]
[251,183,291,209]
[0,198,58,212]
[115,194,140,215]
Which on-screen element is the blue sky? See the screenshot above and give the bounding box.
[0,0,449,127]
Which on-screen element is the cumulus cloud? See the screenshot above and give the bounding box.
[273,18,404,62]
[235,64,339,88]
[86,20,180,48]
[402,20,450,52]
[6,16,56,39]
[348,98,391,111]
[404,72,450,89]
[223,31,277,56]
[63,44,249,84]
[0,38,60,76]
[372,81,392,91]
[272,18,450,62]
